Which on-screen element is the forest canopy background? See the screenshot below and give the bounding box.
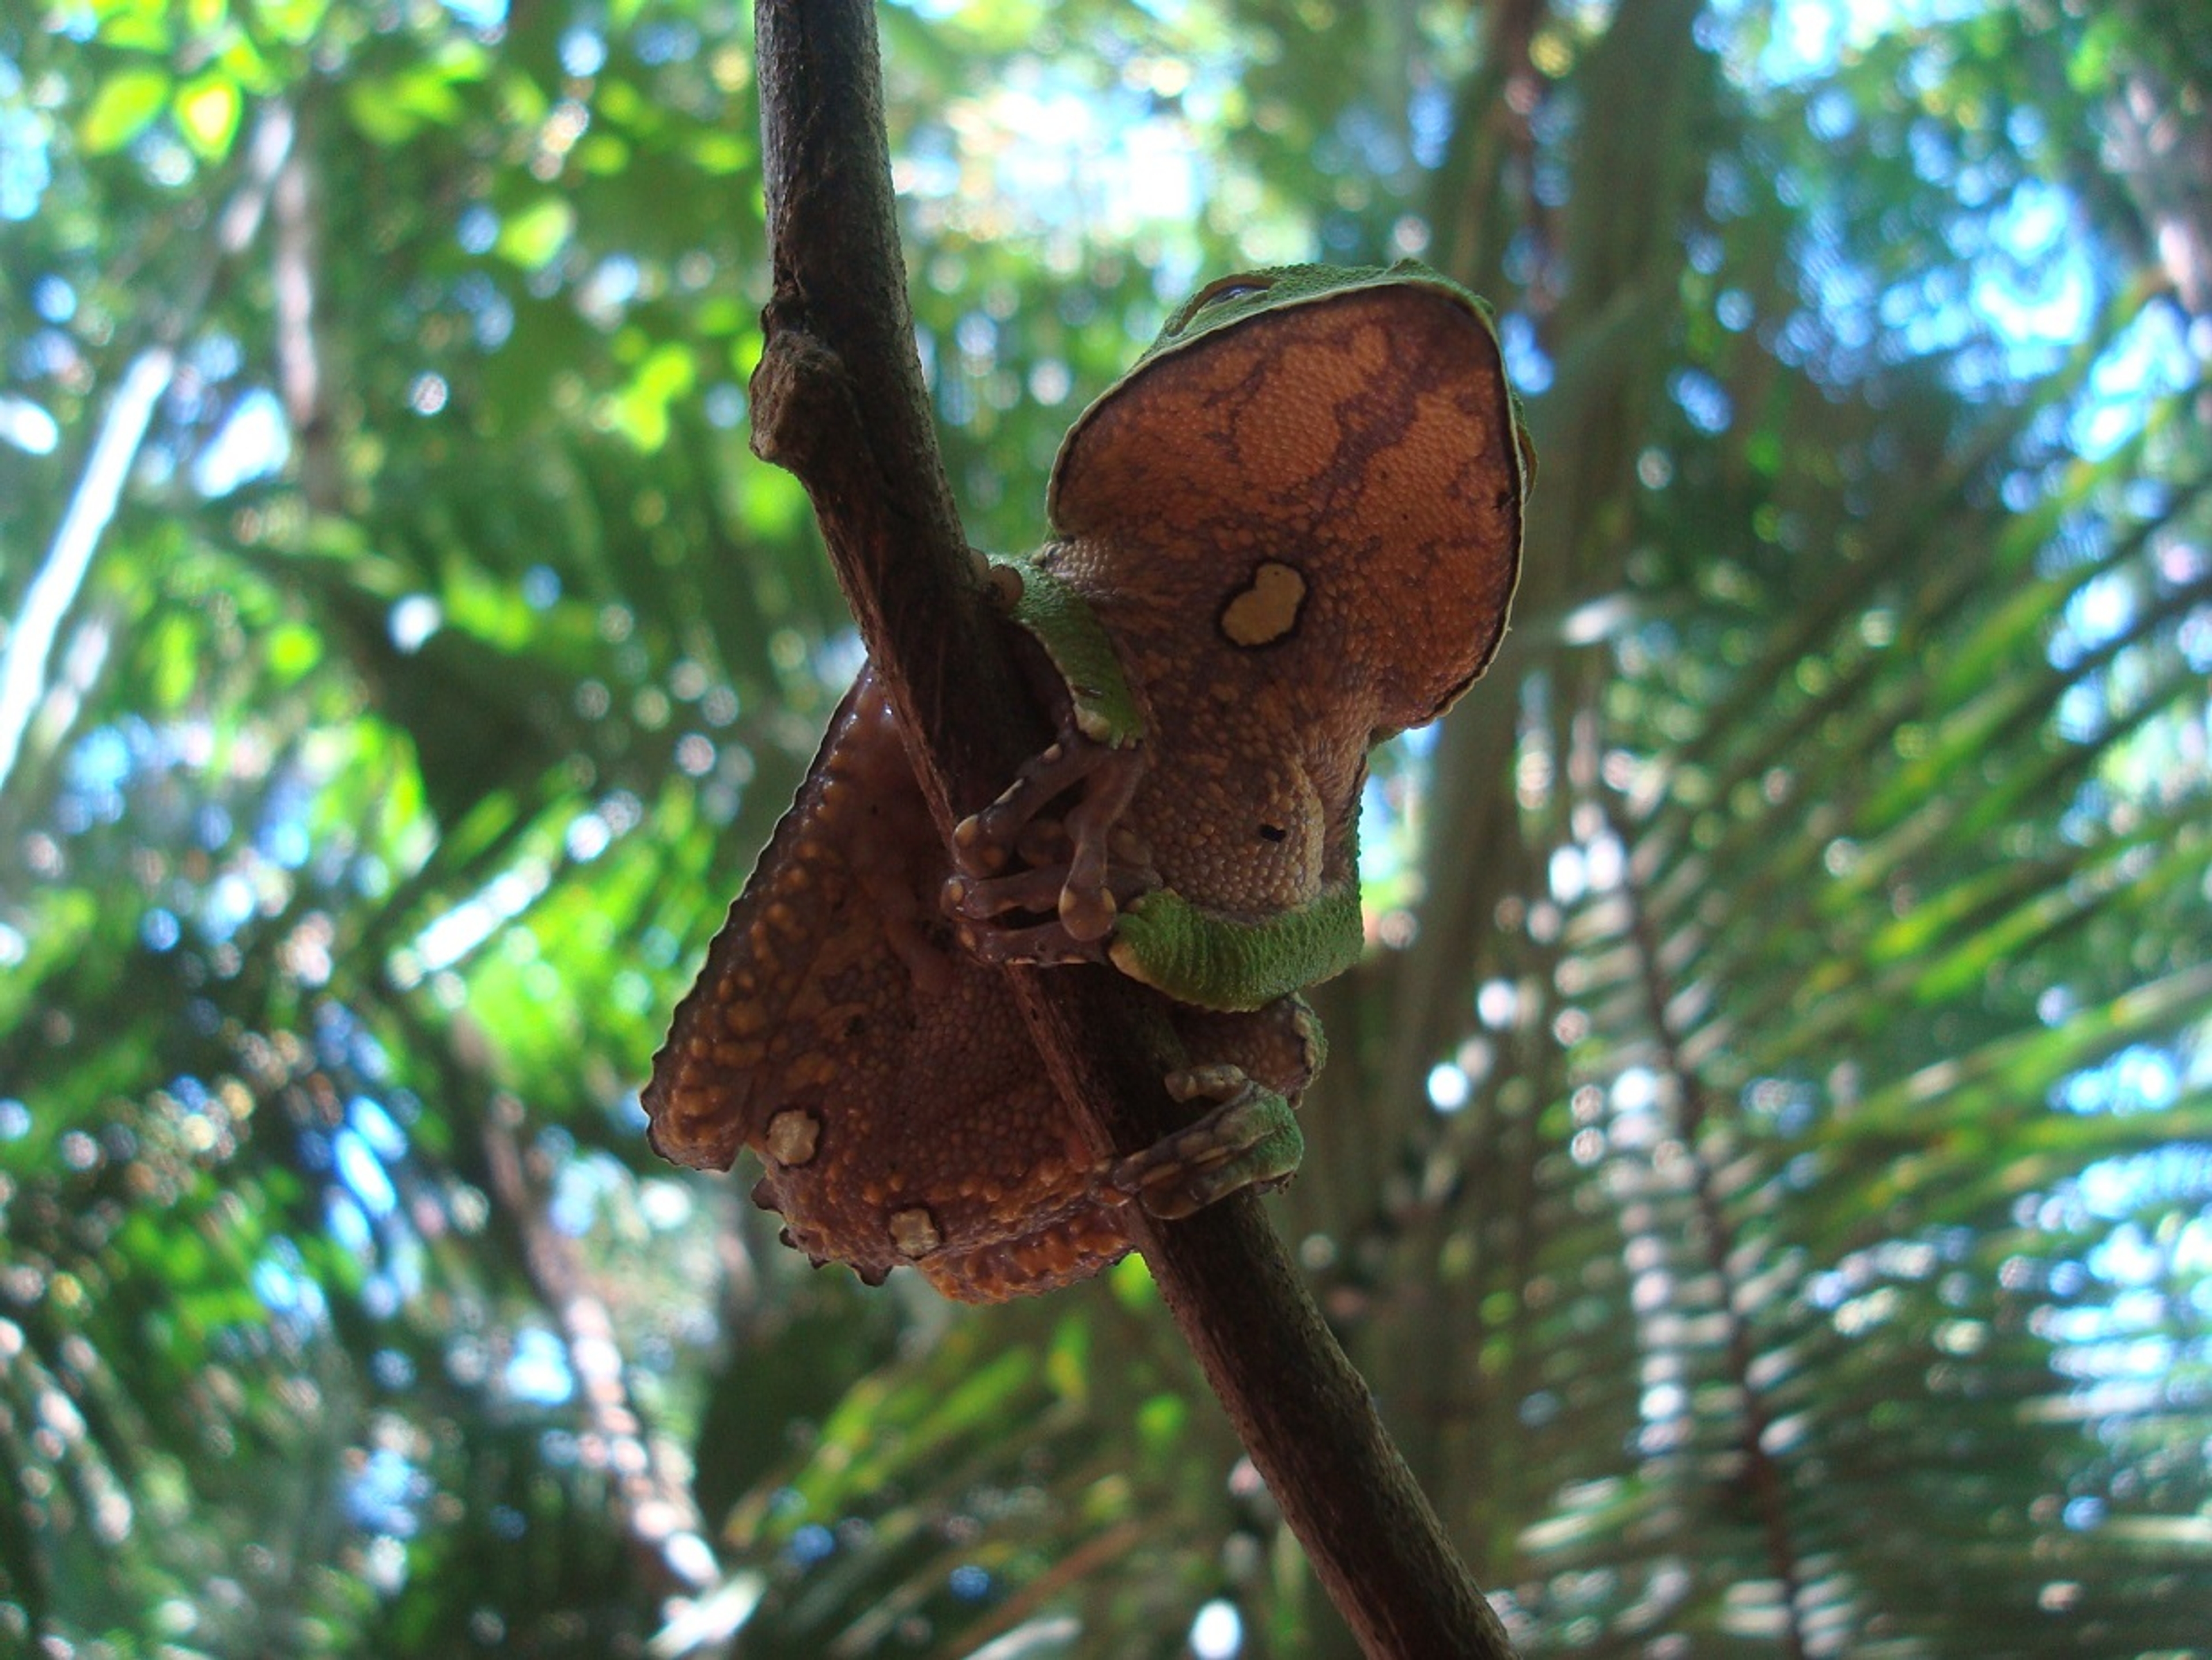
[2,1,2209,1656]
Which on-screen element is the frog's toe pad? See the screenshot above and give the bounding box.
[949,729,1148,922]
[950,743,1083,876]
[950,917,1104,967]
[1115,1069,1304,1221]
[944,866,1077,924]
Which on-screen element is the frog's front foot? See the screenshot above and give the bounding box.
[945,729,1155,961]
[1112,1064,1304,1220]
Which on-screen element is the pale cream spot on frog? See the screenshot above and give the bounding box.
[764,1108,820,1166]
[1219,560,1308,648]
[889,1206,942,1259]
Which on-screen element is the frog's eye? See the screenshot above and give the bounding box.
[1190,276,1274,315]
[1167,274,1277,336]
[1203,278,1274,309]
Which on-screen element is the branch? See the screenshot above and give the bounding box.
[480,1105,718,1598]
[270,97,344,517]
[745,5,1521,1655]
[0,103,296,796]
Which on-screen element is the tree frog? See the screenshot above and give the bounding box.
[645,261,1529,1302]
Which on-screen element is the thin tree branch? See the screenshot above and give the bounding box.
[744,4,1520,1655]
[0,103,296,797]
[0,348,171,795]
[271,97,344,517]
[480,1103,718,1598]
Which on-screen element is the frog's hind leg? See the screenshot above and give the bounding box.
[1111,995,1325,1220]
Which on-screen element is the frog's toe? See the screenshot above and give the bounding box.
[1115,1071,1303,1220]
[1056,882,1118,944]
[950,743,1077,878]
[945,728,1157,962]
[951,916,1107,967]
[950,811,1014,875]
[944,866,1072,922]
[1165,1063,1255,1106]
[1013,818,1073,868]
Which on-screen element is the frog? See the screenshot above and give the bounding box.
[643,260,1530,1302]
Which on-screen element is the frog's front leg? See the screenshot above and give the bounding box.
[945,731,1156,956]
[945,553,1158,958]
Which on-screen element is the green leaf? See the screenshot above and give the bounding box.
[255,0,334,46]
[496,196,575,271]
[81,66,171,153]
[388,58,468,126]
[344,77,420,145]
[1136,1391,1188,1454]
[90,3,173,53]
[690,132,753,175]
[175,74,241,159]
[603,341,695,452]
[575,133,631,176]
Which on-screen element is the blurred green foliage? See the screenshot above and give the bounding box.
[2,1,2209,1656]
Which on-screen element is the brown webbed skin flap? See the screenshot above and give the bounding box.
[643,668,1321,1302]
[642,670,1131,1300]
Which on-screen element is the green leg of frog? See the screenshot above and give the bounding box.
[1113,1065,1306,1220]
[1114,993,1323,1219]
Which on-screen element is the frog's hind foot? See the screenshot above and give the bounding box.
[1112,1065,1304,1221]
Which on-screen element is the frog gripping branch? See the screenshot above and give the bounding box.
[645,261,1528,1303]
